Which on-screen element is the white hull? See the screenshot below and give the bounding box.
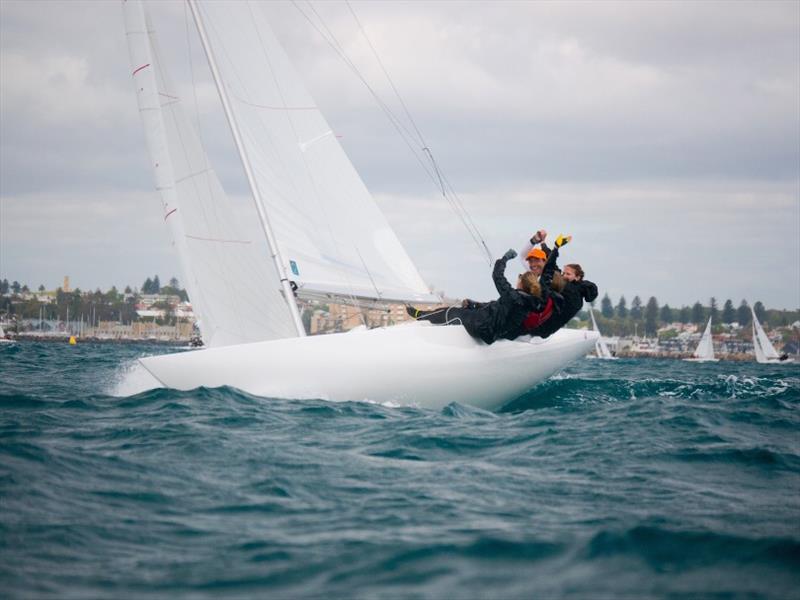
[140,323,599,411]
[756,358,795,365]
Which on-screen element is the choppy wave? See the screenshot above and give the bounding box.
[1,342,799,598]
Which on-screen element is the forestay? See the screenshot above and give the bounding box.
[192,0,437,304]
[125,0,297,347]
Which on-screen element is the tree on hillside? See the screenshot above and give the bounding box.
[737,300,751,326]
[754,301,766,324]
[722,299,735,324]
[142,277,153,294]
[679,306,691,323]
[601,293,614,318]
[691,301,704,324]
[644,296,659,336]
[630,296,643,320]
[38,285,45,292]
[21,285,30,293]
[169,277,179,289]
[709,297,719,323]
[616,295,628,319]
[152,275,161,293]
[124,286,132,295]
[0,279,8,294]
[660,304,673,324]
[11,281,21,294]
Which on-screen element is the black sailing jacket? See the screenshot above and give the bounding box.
[458,255,548,344]
[527,277,598,339]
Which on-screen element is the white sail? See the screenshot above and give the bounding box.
[589,308,614,359]
[689,317,716,361]
[751,307,779,362]
[124,0,297,347]
[189,0,437,304]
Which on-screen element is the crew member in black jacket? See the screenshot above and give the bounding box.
[523,252,598,338]
[407,248,558,344]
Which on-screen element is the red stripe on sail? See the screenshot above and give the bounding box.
[132,63,150,77]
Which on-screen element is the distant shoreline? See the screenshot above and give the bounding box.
[7,333,793,363]
[8,334,196,347]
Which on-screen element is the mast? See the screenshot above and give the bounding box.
[187,0,306,337]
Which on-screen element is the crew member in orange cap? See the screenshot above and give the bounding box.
[519,229,550,278]
[525,247,548,277]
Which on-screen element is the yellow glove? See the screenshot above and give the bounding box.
[555,234,572,248]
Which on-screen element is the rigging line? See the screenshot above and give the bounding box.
[423,147,491,263]
[440,170,494,263]
[294,0,488,261]
[344,0,425,149]
[291,1,441,187]
[344,0,490,260]
[310,0,491,264]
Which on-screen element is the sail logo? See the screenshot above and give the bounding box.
[290,260,299,276]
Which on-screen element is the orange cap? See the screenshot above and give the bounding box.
[526,248,547,261]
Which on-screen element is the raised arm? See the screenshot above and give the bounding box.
[519,229,547,269]
[539,246,559,292]
[492,249,517,298]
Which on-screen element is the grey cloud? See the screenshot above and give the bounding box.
[1,0,798,308]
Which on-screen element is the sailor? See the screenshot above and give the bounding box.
[460,228,552,310]
[520,229,552,278]
[407,242,564,344]
[523,253,598,339]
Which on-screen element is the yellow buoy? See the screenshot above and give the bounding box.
[69,335,77,345]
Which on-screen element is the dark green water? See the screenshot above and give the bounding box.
[1,341,799,598]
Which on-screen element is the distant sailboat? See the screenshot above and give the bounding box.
[684,317,718,362]
[751,307,793,364]
[0,324,14,344]
[123,0,598,410]
[588,308,617,360]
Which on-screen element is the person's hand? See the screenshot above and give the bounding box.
[461,298,474,308]
[531,229,547,244]
[555,234,572,248]
[503,248,518,261]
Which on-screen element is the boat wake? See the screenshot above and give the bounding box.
[109,359,163,397]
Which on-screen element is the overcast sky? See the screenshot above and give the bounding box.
[1,0,798,310]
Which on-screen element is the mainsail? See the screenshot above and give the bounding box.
[188,0,438,305]
[124,0,297,347]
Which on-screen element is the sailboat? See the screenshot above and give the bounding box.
[123,0,598,411]
[0,324,14,344]
[751,307,793,364]
[588,308,616,360]
[684,317,718,362]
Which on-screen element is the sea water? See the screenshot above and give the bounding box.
[1,341,798,598]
